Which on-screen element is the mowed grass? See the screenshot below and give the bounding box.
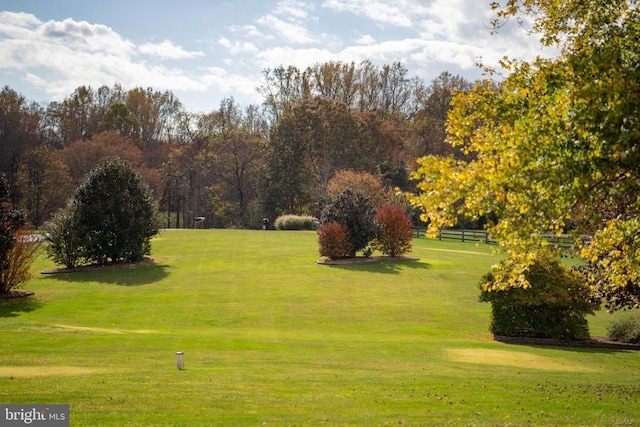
[1,229,639,426]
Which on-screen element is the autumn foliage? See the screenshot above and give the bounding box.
[320,188,376,256]
[327,170,391,208]
[318,222,353,260]
[0,173,38,295]
[372,204,413,257]
[0,232,41,294]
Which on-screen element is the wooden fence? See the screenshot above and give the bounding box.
[413,227,592,249]
[412,227,494,244]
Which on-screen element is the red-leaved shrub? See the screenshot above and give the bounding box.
[318,222,354,260]
[373,204,413,257]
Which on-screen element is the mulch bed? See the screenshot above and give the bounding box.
[494,335,640,350]
[0,290,35,300]
[317,256,420,265]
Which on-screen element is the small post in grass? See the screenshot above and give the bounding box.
[176,351,184,370]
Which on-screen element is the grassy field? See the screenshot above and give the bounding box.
[1,229,639,426]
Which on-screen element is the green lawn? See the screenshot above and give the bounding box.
[1,229,639,426]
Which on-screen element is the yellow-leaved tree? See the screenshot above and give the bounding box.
[410,0,640,310]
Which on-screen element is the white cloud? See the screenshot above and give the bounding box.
[229,24,272,41]
[139,40,205,59]
[0,13,220,105]
[254,37,483,74]
[254,0,319,45]
[219,37,259,54]
[254,46,333,70]
[256,13,318,44]
[417,0,548,60]
[274,0,315,19]
[355,34,375,45]
[322,0,432,28]
[38,18,135,56]
[24,72,47,87]
[0,11,42,36]
[199,66,262,102]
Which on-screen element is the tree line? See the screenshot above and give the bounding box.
[0,62,472,230]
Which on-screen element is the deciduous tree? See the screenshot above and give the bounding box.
[17,144,72,227]
[0,87,41,203]
[201,98,265,227]
[409,72,472,159]
[410,0,640,309]
[126,87,182,148]
[98,102,140,142]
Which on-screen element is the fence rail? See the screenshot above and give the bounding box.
[413,227,592,249]
[440,229,495,244]
[412,227,494,243]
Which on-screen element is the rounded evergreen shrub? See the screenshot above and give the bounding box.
[75,158,159,265]
[46,157,159,267]
[479,254,599,340]
[607,312,640,344]
[274,215,319,230]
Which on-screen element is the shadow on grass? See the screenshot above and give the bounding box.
[0,296,44,318]
[44,262,171,286]
[325,260,430,275]
[494,335,640,353]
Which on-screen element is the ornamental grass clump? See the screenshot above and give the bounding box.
[274,215,319,230]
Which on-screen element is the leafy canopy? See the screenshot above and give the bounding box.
[410,1,640,308]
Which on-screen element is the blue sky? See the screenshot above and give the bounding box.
[0,0,551,112]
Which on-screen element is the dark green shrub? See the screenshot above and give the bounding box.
[46,158,159,267]
[74,158,159,265]
[274,215,319,230]
[320,187,375,257]
[480,254,598,340]
[318,222,353,260]
[607,312,640,344]
[44,201,84,268]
